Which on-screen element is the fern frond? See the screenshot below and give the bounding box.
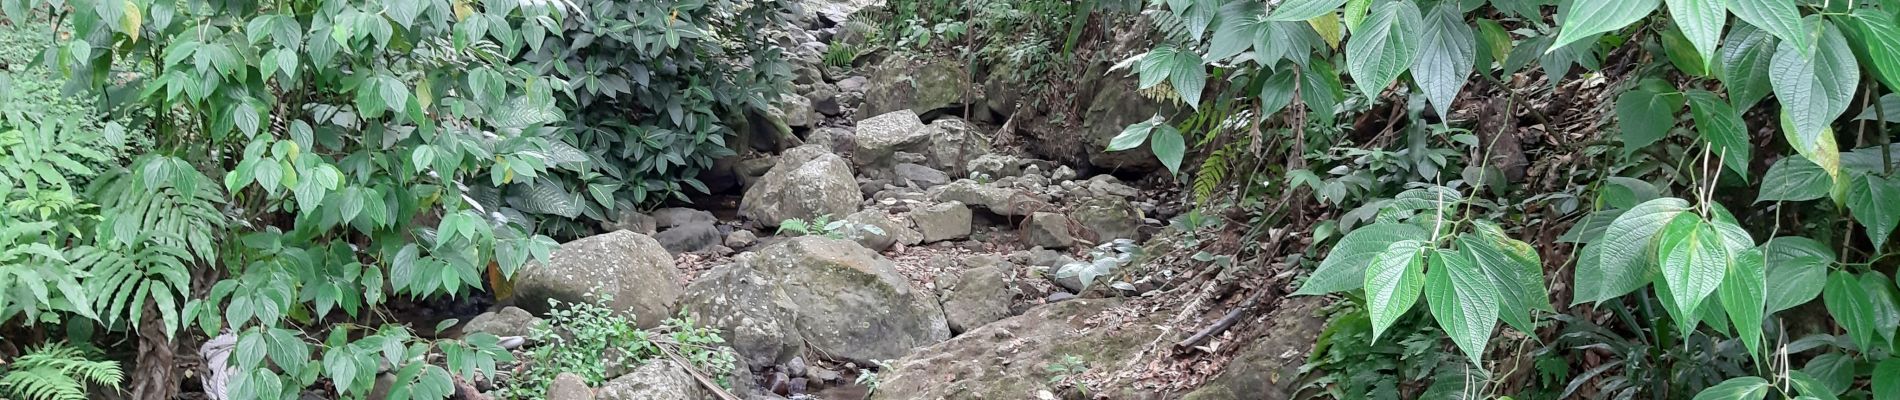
[1192,143,1234,204]
[0,343,123,400]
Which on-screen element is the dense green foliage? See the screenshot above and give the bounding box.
[0,343,124,400]
[501,296,737,399]
[1116,0,1900,397]
[0,0,783,396]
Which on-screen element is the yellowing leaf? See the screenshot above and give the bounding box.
[120,0,142,41]
[1308,12,1344,49]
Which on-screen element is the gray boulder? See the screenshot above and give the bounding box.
[514,231,683,328]
[596,360,713,400]
[1070,196,1142,243]
[852,110,931,167]
[725,230,758,248]
[871,299,1164,399]
[1085,175,1140,198]
[1181,297,1328,400]
[940,265,1013,334]
[682,237,950,366]
[546,372,595,400]
[843,210,922,252]
[909,201,972,243]
[462,306,541,338]
[930,180,1049,216]
[773,93,817,129]
[739,149,862,227]
[967,154,1022,179]
[652,208,717,229]
[922,118,987,173]
[894,163,950,189]
[858,56,968,120]
[1025,212,1074,249]
[601,210,657,235]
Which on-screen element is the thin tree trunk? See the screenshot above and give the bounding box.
[131,305,178,400]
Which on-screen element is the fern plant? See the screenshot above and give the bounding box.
[0,343,124,400]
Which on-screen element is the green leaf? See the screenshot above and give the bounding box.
[1299,58,1346,124]
[1685,90,1750,177]
[1580,197,1691,304]
[1207,4,1263,63]
[1718,247,1767,359]
[1850,10,1900,93]
[1691,376,1770,400]
[1847,174,1900,250]
[1150,124,1186,175]
[1551,0,1661,51]
[1363,240,1428,342]
[1757,156,1834,203]
[1171,51,1207,108]
[1344,1,1422,100]
[1779,112,1843,181]
[1765,254,1829,314]
[1660,23,1711,77]
[1108,116,1159,152]
[1863,271,1900,350]
[1412,5,1476,119]
[1787,370,1839,400]
[1823,270,1879,352]
[1425,248,1500,366]
[1341,0,1369,32]
[1267,0,1347,21]
[1458,234,1549,335]
[1721,24,1778,109]
[1296,223,1431,295]
[1665,0,1725,72]
[1658,213,1728,330]
[1726,0,1810,56]
[1616,85,1682,156]
[1875,359,1900,400]
[1770,21,1858,149]
[1259,71,1298,116]
[412,145,436,172]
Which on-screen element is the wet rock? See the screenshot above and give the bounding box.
[1070,196,1142,243]
[929,180,1048,216]
[806,83,844,117]
[895,163,950,189]
[546,372,594,400]
[843,210,923,252]
[1024,212,1075,249]
[852,110,931,168]
[1051,165,1077,182]
[1181,297,1328,400]
[682,237,950,366]
[595,360,712,400]
[515,231,682,328]
[806,127,855,155]
[725,230,758,248]
[739,148,862,227]
[871,299,1163,399]
[940,265,1014,334]
[463,306,541,338]
[909,201,972,243]
[655,222,722,254]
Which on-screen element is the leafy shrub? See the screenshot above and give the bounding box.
[0,342,123,400]
[777,214,888,241]
[513,0,794,237]
[503,294,738,399]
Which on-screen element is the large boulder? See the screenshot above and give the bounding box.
[908,201,972,243]
[654,222,723,254]
[1070,196,1142,243]
[651,208,716,229]
[842,210,923,252]
[739,148,862,227]
[1078,80,1174,172]
[922,118,987,173]
[682,237,950,366]
[595,360,713,400]
[462,306,542,338]
[871,299,1163,399]
[894,163,950,189]
[939,265,1013,334]
[772,93,817,129]
[514,231,683,328]
[1024,212,1075,249]
[852,110,931,167]
[930,180,1049,216]
[546,372,595,400]
[858,56,969,121]
[1181,297,1328,400]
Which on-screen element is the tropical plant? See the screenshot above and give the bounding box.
[502,294,737,399]
[777,214,887,240]
[1115,0,1900,397]
[0,343,124,400]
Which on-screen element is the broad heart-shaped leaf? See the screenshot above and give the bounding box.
[1848,10,1900,93]
[1267,0,1348,21]
[1138,47,1178,90]
[1765,255,1829,314]
[1171,50,1208,108]
[1425,248,1500,366]
[1721,24,1778,110]
[1150,124,1187,175]
[1299,58,1347,125]
[1718,247,1767,360]
[1864,271,1900,351]
[1579,197,1691,305]
[1412,5,1475,119]
[1779,112,1843,182]
[1824,270,1880,352]
[1726,0,1809,53]
[1458,234,1549,335]
[1208,2,1267,63]
[1757,156,1834,203]
[1691,376,1771,400]
[1363,240,1428,343]
[1658,213,1729,330]
[1685,90,1750,178]
[1344,1,1422,101]
[1875,358,1900,400]
[1108,116,1162,152]
[1771,21,1859,153]
[1661,23,1712,77]
[1551,0,1660,51]
[1616,84,1683,156]
[1296,223,1431,295]
[1847,174,1900,250]
[1665,0,1725,72]
[1259,70,1298,116]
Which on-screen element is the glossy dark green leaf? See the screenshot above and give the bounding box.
[1150,124,1186,175]
[1849,10,1900,93]
[1823,270,1879,352]
[1847,174,1900,249]
[1720,24,1778,109]
[1726,0,1809,52]
[1764,254,1829,314]
[1659,213,1728,328]
[1300,58,1346,124]
[1863,271,1900,350]
[1580,197,1690,305]
[1458,234,1549,334]
[1875,358,1900,400]
[1718,247,1767,359]
[1267,0,1349,21]
[1690,376,1770,400]
[1665,0,1725,72]
[1616,85,1683,155]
